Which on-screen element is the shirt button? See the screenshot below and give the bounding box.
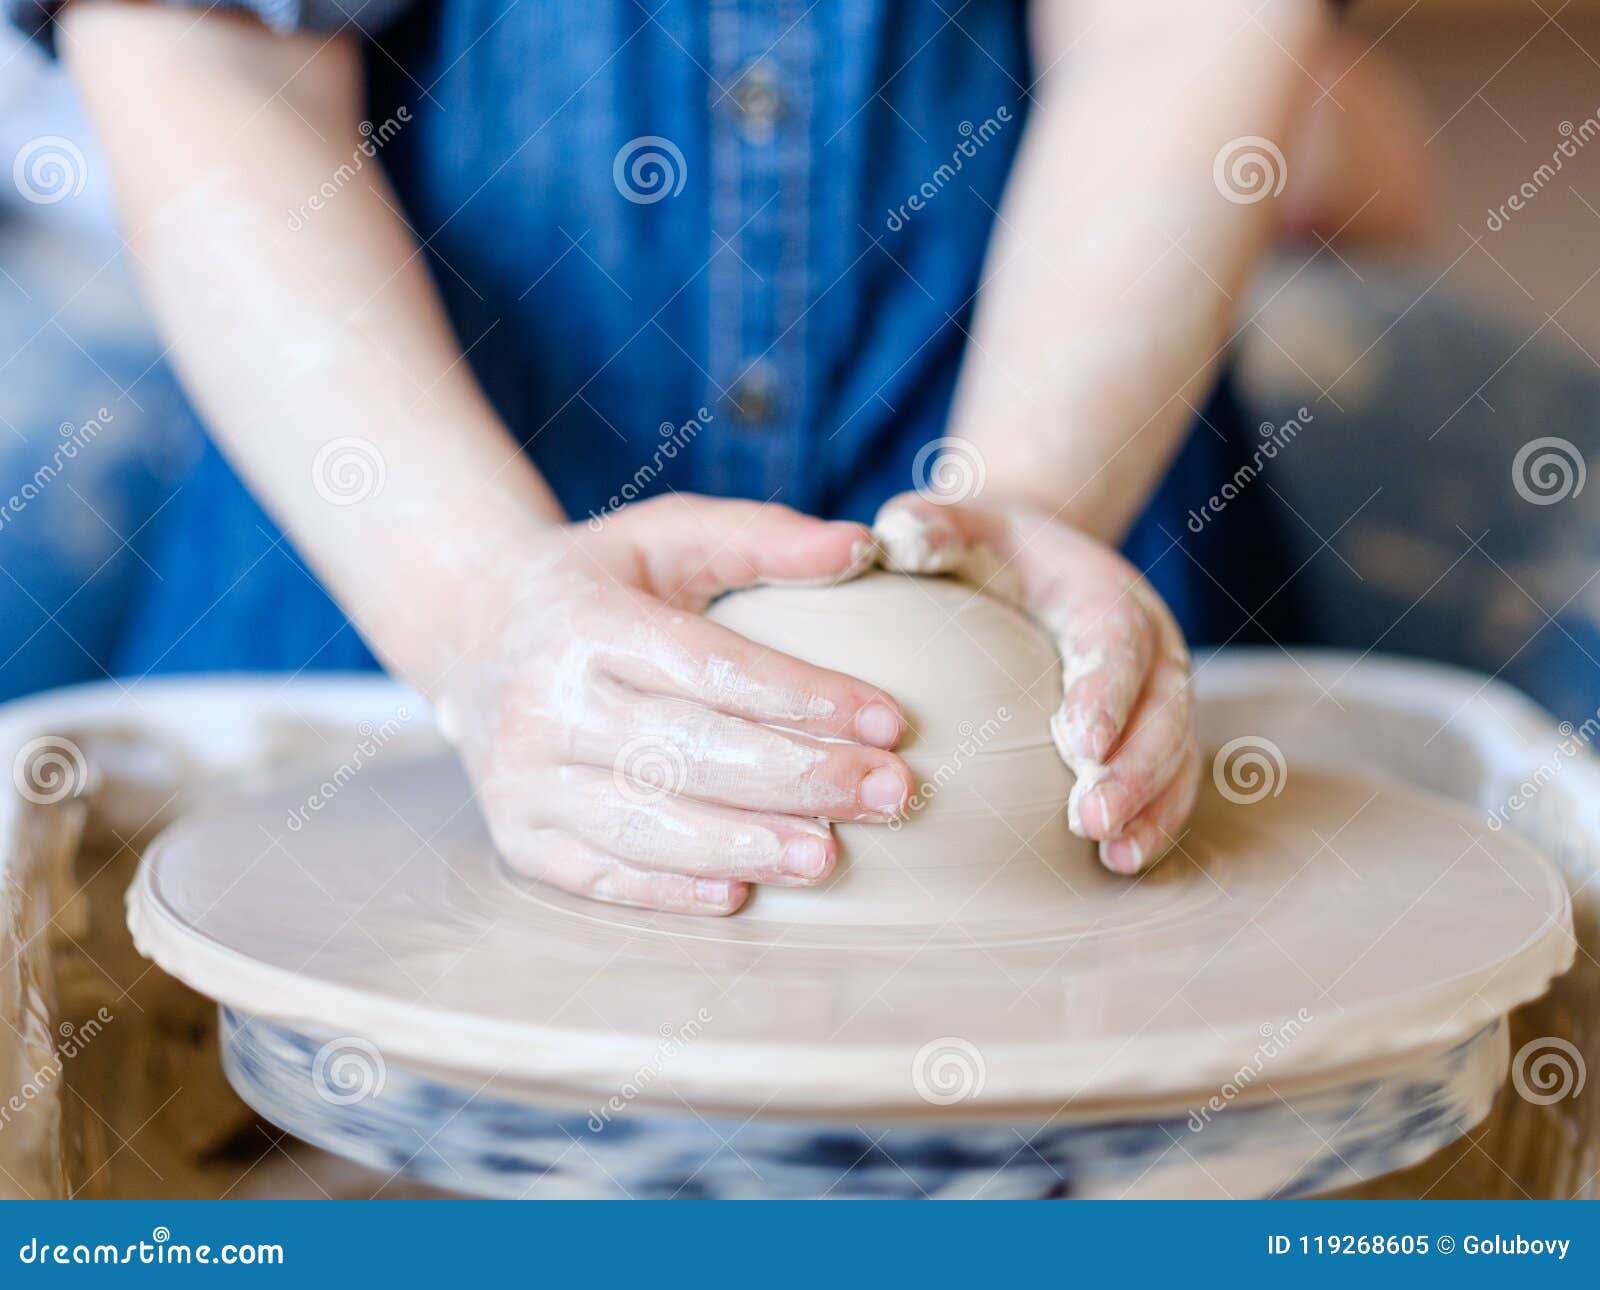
[732,62,781,141]
[727,362,779,424]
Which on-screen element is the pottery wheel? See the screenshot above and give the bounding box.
[128,588,1573,1122]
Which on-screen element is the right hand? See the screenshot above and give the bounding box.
[436,496,912,915]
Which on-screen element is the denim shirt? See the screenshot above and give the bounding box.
[362,0,1038,523]
[10,0,1292,674]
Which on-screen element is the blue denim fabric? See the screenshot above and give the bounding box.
[16,0,1301,677]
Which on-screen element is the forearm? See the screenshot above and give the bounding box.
[948,0,1331,541]
[60,3,563,690]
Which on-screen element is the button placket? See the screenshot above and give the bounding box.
[731,60,782,143]
[705,2,808,504]
[727,360,780,424]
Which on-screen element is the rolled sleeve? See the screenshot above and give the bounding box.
[8,0,420,54]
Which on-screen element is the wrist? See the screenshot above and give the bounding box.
[361,510,573,695]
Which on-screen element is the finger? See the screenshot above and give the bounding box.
[1099,746,1200,876]
[872,493,1041,614]
[519,765,837,885]
[604,600,906,748]
[942,513,1182,767]
[1049,594,1155,767]
[621,496,878,607]
[871,494,971,574]
[1067,653,1193,840]
[495,830,749,916]
[585,693,912,822]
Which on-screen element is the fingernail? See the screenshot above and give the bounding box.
[1086,782,1126,835]
[855,703,901,748]
[860,766,908,814]
[783,836,830,878]
[1100,835,1145,876]
[695,878,734,906]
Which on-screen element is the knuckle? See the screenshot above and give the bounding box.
[805,742,861,790]
[557,855,626,904]
[640,493,686,520]
[1176,752,1202,806]
[488,822,545,876]
[1116,767,1154,812]
[615,803,675,860]
[695,650,757,709]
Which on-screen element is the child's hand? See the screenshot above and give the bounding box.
[437,496,910,915]
[873,493,1198,877]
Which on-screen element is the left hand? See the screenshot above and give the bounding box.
[872,493,1198,876]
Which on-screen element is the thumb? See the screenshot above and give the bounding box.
[871,492,984,574]
[629,496,877,608]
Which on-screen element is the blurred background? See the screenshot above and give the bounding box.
[1,0,1597,723]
